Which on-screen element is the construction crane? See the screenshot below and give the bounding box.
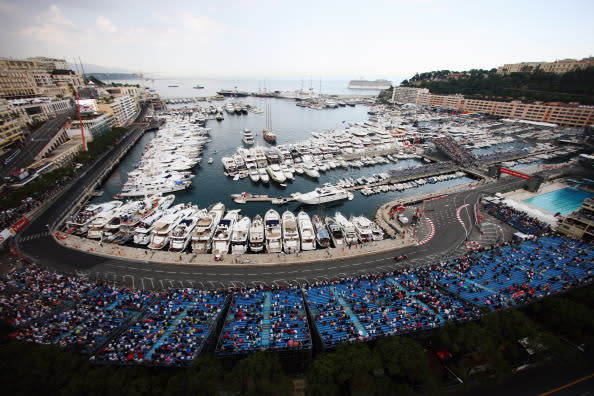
[132,72,163,89]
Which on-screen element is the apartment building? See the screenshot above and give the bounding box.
[97,95,139,127]
[390,87,429,104]
[0,99,26,155]
[0,57,81,99]
[65,113,112,141]
[10,98,73,124]
[497,57,594,74]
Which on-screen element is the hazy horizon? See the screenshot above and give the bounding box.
[1,0,593,78]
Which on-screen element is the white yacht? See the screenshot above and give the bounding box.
[147,204,189,250]
[66,200,122,235]
[248,167,260,183]
[258,168,270,184]
[132,209,166,245]
[264,209,283,253]
[191,202,225,253]
[297,211,316,251]
[334,212,359,246]
[212,210,240,255]
[350,215,374,243]
[371,221,385,241]
[266,163,286,184]
[282,211,300,254]
[292,184,354,205]
[169,207,203,252]
[230,216,251,254]
[86,206,123,239]
[221,156,237,175]
[242,129,255,145]
[325,216,345,248]
[302,162,320,178]
[248,215,265,253]
[312,214,330,249]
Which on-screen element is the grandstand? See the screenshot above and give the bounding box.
[1,234,592,366]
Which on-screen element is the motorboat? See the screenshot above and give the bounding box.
[292,184,354,205]
[65,200,122,235]
[191,202,225,253]
[312,214,330,249]
[248,167,260,183]
[242,129,255,145]
[334,212,359,246]
[302,162,320,178]
[212,210,240,255]
[230,216,251,254]
[325,216,345,248]
[297,211,316,251]
[86,205,124,239]
[169,207,203,252]
[282,211,300,254]
[132,209,166,245]
[264,209,283,253]
[248,215,265,253]
[350,215,374,243]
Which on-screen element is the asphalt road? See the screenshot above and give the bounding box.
[17,148,526,291]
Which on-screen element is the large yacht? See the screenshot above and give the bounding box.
[66,200,122,235]
[312,214,330,249]
[242,129,255,145]
[212,210,240,255]
[325,216,345,248]
[148,204,190,250]
[258,168,270,184]
[86,205,123,239]
[230,216,251,254]
[334,212,359,246]
[297,211,316,251]
[282,211,300,254]
[190,202,225,253]
[248,215,265,253]
[264,209,283,253]
[350,215,374,243]
[132,209,167,245]
[301,161,320,178]
[292,184,354,205]
[169,207,203,252]
[266,164,287,184]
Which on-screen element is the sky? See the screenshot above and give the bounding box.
[0,0,593,79]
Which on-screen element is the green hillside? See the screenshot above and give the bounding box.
[393,67,594,105]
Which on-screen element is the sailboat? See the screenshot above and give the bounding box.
[262,103,277,144]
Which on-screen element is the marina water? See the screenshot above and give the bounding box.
[95,83,473,219]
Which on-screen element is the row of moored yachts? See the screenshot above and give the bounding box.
[64,194,385,254]
[118,115,210,197]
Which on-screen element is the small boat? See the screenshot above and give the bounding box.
[168,85,179,87]
[208,157,214,164]
[248,215,265,253]
[193,85,205,89]
[282,211,300,254]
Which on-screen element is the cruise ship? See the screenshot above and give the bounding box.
[190,203,225,253]
[348,79,392,90]
[264,209,283,253]
[291,184,354,205]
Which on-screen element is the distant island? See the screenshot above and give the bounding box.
[86,72,142,81]
[348,79,393,90]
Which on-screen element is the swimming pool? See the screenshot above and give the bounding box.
[523,187,593,216]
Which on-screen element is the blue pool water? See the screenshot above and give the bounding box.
[523,187,593,216]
